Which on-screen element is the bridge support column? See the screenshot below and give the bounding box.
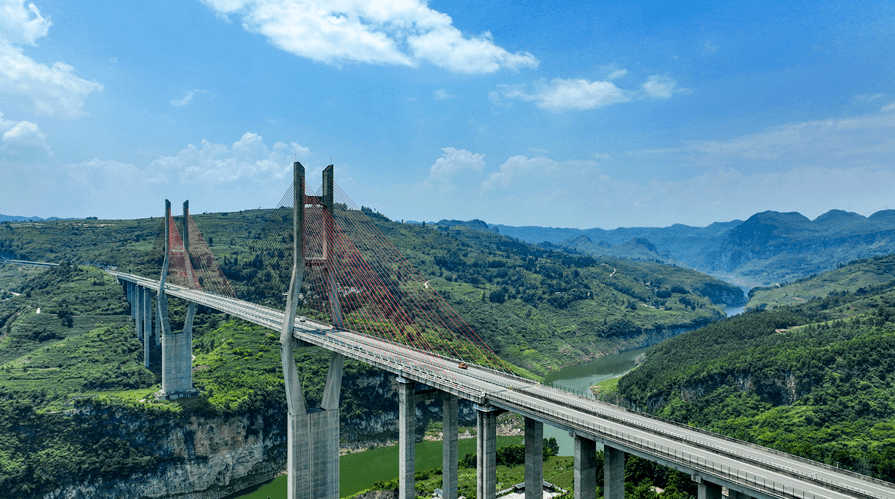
[476,404,500,499]
[156,199,197,400]
[604,445,626,499]
[442,393,459,499]
[398,376,416,499]
[525,418,543,499]
[697,480,722,499]
[727,489,752,499]
[574,435,597,499]
[158,302,197,399]
[127,282,135,320]
[134,285,143,341]
[143,287,152,368]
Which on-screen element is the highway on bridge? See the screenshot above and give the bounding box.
[113,271,895,499]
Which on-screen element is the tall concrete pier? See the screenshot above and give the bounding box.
[156,200,198,400]
[524,418,543,499]
[281,162,344,499]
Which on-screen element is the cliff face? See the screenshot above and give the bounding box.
[42,369,476,499]
[44,405,286,499]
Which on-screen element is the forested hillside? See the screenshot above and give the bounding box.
[1,210,743,374]
[747,254,895,309]
[617,280,895,482]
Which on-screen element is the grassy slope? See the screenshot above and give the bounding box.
[618,281,895,482]
[747,254,895,309]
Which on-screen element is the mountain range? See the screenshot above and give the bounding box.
[435,209,895,289]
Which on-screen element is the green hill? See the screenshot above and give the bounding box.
[616,279,895,482]
[747,254,895,309]
[1,211,744,374]
[0,208,750,496]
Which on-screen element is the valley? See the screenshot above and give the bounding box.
[1,207,893,497]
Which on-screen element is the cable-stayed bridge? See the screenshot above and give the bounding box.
[113,163,894,499]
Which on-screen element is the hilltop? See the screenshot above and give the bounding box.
[486,209,895,288]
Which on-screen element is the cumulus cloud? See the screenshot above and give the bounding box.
[482,155,559,190]
[425,147,485,192]
[0,111,51,160]
[494,78,631,111]
[0,0,102,118]
[200,0,538,74]
[882,101,895,112]
[148,132,311,184]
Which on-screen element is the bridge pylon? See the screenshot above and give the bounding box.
[281,161,345,499]
[155,199,199,400]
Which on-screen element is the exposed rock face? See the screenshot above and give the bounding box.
[42,370,476,499]
[44,405,286,499]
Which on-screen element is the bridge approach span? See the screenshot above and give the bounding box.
[112,271,894,499]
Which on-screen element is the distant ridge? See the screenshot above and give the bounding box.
[1,214,66,222]
[464,209,895,289]
[1,214,46,222]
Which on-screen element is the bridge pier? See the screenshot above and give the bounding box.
[574,435,597,499]
[476,404,502,499]
[604,445,626,499]
[442,393,459,499]
[524,417,543,499]
[397,376,416,499]
[133,283,143,341]
[143,287,152,368]
[697,479,723,499]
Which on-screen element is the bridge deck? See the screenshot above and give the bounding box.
[113,271,895,499]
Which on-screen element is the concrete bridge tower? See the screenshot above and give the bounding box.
[155,200,198,400]
[281,162,345,499]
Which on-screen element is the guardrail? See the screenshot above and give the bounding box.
[111,271,893,499]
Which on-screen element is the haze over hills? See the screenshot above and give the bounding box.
[480,209,895,289]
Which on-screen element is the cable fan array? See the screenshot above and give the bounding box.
[163,211,237,299]
[272,180,514,376]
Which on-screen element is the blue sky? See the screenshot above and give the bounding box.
[1,0,894,229]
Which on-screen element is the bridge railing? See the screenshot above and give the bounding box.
[498,387,884,499]
[112,272,890,499]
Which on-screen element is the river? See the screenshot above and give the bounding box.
[541,345,653,456]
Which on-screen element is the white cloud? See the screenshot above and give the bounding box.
[0,0,102,118]
[0,111,51,161]
[425,147,484,192]
[482,155,558,190]
[495,74,688,111]
[433,88,454,100]
[882,101,895,112]
[642,75,685,99]
[2,119,44,146]
[148,132,311,184]
[0,0,49,45]
[495,78,631,111]
[171,89,210,106]
[200,0,538,74]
